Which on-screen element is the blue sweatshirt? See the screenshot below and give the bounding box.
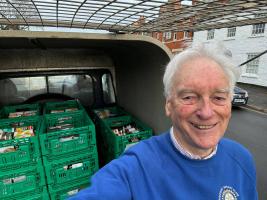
[69,132,258,200]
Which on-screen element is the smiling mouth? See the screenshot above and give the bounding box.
[191,123,217,130]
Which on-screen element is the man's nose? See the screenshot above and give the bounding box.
[196,98,214,119]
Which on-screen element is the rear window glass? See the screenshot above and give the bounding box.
[48,75,94,106]
[0,77,46,106]
[12,77,47,98]
[0,74,95,107]
[102,73,116,104]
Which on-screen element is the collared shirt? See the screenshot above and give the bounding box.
[170,127,217,160]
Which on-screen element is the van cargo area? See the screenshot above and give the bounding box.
[0,31,172,134]
[0,31,172,199]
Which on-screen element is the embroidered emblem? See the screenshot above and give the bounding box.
[219,186,239,200]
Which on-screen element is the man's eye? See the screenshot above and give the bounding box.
[214,96,226,101]
[182,96,194,100]
[181,96,197,104]
[212,96,228,105]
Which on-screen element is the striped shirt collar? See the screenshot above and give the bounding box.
[170,127,217,160]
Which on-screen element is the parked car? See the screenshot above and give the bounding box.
[232,86,249,106]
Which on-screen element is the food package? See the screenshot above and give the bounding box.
[8,110,37,118]
[14,126,34,139]
[0,128,14,141]
[65,108,78,112]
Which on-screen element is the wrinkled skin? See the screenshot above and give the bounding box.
[165,57,232,158]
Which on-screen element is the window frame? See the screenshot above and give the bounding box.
[165,31,172,40]
[207,29,215,40]
[173,32,177,40]
[227,27,236,38]
[184,31,190,39]
[251,23,265,36]
[245,53,260,75]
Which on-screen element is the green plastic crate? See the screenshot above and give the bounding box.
[49,178,90,200]
[0,137,41,171]
[39,111,96,159]
[43,100,84,115]
[0,159,46,199]
[93,106,127,120]
[102,115,152,155]
[43,153,98,189]
[3,186,49,200]
[0,116,42,171]
[0,103,41,119]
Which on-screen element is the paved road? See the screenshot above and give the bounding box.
[237,83,267,113]
[226,107,267,200]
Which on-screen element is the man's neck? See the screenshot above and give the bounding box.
[170,127,217,160]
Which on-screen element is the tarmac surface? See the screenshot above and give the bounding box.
[236,83,267,113]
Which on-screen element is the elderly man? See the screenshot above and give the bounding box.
[69,45,258,200]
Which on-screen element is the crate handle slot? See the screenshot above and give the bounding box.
[0,145,17,154]
[111,121,124,126]
[3,175,26,185]
[128,137,140,143]
[59,134,79,142]
[67,189,79,196]
[63,162,83,170]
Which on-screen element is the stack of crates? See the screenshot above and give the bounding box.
[0,104,48,199]
[93,106,153,164]
[0,103,40,119]
[41,100,99,200]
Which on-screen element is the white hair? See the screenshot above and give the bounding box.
[163,43,240,99]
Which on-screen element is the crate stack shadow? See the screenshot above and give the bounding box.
[0,103,48,200]
[92,106,153,166]
[41,100,98,200]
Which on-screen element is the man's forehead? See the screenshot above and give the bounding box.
[176,88,230,94]
[174,58,228,82]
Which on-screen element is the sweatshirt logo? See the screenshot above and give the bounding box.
[219,186,239,200]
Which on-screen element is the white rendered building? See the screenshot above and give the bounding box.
[193,24,267,87]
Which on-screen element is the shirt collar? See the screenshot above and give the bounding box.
[170,127,217,160]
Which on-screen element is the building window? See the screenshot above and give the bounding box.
[252,23,265,35]
[246,53,259,74]
[174,33,177,40]
[207,29,214,40]
[227,27,236,37]
[184,31,190,38]
[156,33,160,40]
[165,32,172,40]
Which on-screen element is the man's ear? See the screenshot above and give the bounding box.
[165,99,172,117]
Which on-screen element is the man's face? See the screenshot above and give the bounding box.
[165,57,232,157]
